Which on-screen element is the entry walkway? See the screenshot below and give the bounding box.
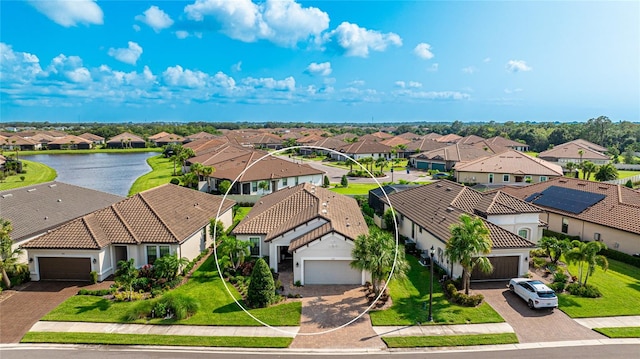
[373,323,514,337]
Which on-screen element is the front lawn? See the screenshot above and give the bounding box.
[22,332,292,348]
[330,183,381,195]
[0,160,57,190]
[369,256,504,325]
[43,255,301,326]
[558,259,640,318]
[382,333,518,348]
[593,327,640,338]
[128,155,177,196]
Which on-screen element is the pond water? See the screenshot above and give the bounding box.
[22,152,156,197]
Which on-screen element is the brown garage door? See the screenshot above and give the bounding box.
[471,256,519,281]
[38,257,91,281]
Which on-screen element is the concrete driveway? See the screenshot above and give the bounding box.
[473,281,605,343]
[0,280,112,343]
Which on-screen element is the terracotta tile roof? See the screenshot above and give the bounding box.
[386,181,536,249]
[48,135,92,145]
[332,133,359,141]
[78,133,105,141]
[307,137,348,150]
[5,135,37,145]
[411,143,493,163]
[457,135,486,145]
[28,133,56,143]
[405,138,448,153]
[370,131,394,139]
[566,139,608,153]
[455,149,563,176]
[485,136,529,149]
[499,177,640,235]
[154,134,185,143]
[338,140,393,155]
[435,133,462,143]
[246,133,284,145]
[539,142,609,161]
[233,184,368,250]
[381,137,411,147]
[471,191,542,216]
[22,184,235,250]
[107,132,145,144]
[0,182,124,243]
[297,134,325,143]
[396,132,422,140]
[183,138,229,156]
[185,131,218,141]
[424,133,443,140]
[148,132,172,140]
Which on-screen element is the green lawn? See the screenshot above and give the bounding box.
[0,159,57,190]
[18,148,162,156]
[128,155,178,196]
[22,332,292,348]
[593,327,640,338]
[43,254,301,326]
[558,259,640,318]
[330,183,381,195]
[571,170,640,181]
[382,333,518,348]
[369,256,504,325]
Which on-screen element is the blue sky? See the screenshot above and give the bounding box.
[1,0,638,123]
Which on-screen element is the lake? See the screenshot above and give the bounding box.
[22,152,156,197]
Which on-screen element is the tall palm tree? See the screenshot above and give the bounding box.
[564,240,608,286]
[0,218,25,289]
[581,161,597,180]
[375,156,388,173]
[445,214,493,295]
[594,163,618,181]
[565,162,577,178]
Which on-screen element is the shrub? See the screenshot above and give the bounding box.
[126,300,154,321]
[532,257,547,269]
[132,277,152,292]
[444,281,484,307]
[114,290,145,302]
[542,229,580,242]
[247,258,276,308]
[553,271,568,283]
[77,288,114,296]
[529,248,547,258]
[341,174,348,187]
[600,248,640,268]
[566,283,602,298]
[170,178,180,185]
[548,281,566,293]
[89,271,98,284]
[294,280,302,287]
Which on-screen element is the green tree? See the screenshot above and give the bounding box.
[623,147,636,165]
[340,174,348,187]
[258,181,270,193]
[375,157,388,172]
[0,219,27,289]
[564,162,577,178]
[153,254,188,280]
[181,172,199,188]
[218,180,232,194]
[115,259,138,301]
[594,163,618,181]
[445,214,493,295]
[217,235,251,272]
[351,230,409,296]
[247,258,276,308]
[538,236,571,265]
[323,175,330,188]
[581,161,597,180]
[564,240,608,286]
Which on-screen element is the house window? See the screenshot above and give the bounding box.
[295,177,299,185]
[518,228,530,239]
[503,174,510,182]
[283,177,287,186]
[540,176,548,182]
[561,218,569,234]
[488,174,494,183]
[249,237,260,256]
[251,182,257,192]
[411,224,415,238]
[594,233,601,241]
[146,245,170,264]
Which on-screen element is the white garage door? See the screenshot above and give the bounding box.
[304,260,361,285]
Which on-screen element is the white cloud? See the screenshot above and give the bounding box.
[348,80,365,86]
[28,0,103,27]
[462,66,476,74]
[395,81,406,88]
[175,31,190,39]
[504,88,523,94]
[184,0,329,47]
[413,43,434,60]
[396,80,422,89]
[47,54,92,83]
[394,89,470,101]
[162,65,208,88]
[0,43,44,83]
[242,76,295,91]
[135,6,174,33]
[232,61,242,72]
[305,62,332,76]
[213,71,236,89]
[408,81,422,88]
[108,42,143,65]
[506,60,532,72]
[323,22,402,57]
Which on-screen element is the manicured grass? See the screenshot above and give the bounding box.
[0,159,57,190]
[593,327,640,338]
[330,183,381,195]
[18,148,162,156]
[128,155,177,196]
[558,259,640,318]
[573,170,640,181]
[382,333,518,348]
[369,256,504,325]
[234,207,252,221]
[43,254,301,326]
[524,152,539,158]
[22,332,292,348]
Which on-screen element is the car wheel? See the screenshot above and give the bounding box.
[528,300,534,309]
[509,284,514,292]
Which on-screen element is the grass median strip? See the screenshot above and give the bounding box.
[22,332,292,348]
[382,333,518,348]
[593,327,640,338]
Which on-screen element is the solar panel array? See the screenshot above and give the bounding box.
[525,186,605,214]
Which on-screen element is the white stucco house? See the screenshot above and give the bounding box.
[232,183,371,285]
[22,184,235,282]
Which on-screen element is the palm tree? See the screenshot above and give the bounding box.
[445,214,493,295]
[565,162,577,178]
[0,218,26,289]
[375,157,388,173]
[351,230,409,296]
[581,161,597,180]
[258,181,270,193]
[217,236,251,272]
[564,240,608,286]
[594,163,618,181]
[115,258,138,301]
[578,149,584,165]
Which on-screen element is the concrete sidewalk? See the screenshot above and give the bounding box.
[30,321,299,338]
[373,323,514,337]
[574,316,640,329]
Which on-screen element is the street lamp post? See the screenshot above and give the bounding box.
[428,245,435,322]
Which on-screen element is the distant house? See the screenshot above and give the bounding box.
[47,135,93,150]
[370,131,394,140]
[539,141,610,165]
[380,181,540,281]
[106,132,146,148]
[28,133,56,149]
[403,138,447,158]
[0,182,123,263]
[485,136,529,152]
[335,140,396,161]
[78,133,105,146]
[2,135,39,150]
[232,183,370,285]
[246,133,284,150]
[454,149,563,185]
[501,177,640,256]
[435,133,463,144]
[183,131,218,142]
[299,137,348,156]
[410,143,493,171]
[22,184,235,282]
[154,134,185,147]
[380,136,411,148]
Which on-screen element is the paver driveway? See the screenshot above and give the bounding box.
[473,281,605,343]
[0,280,112,343]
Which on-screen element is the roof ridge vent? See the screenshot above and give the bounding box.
[446,206,454,212]
[446,187,452,191]
[27,188,37,192]
[436,184,443,188]
[2,194,13,198]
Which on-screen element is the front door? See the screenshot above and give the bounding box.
[114,246,127,267]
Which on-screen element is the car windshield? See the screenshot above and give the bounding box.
[538,291,556,298]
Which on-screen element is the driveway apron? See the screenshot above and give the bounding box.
[0,280,112,343]
[474,281,605,343]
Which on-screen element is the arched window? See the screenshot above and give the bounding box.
[518,228,530,240]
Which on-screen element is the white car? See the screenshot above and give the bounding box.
[508,278,558,310]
